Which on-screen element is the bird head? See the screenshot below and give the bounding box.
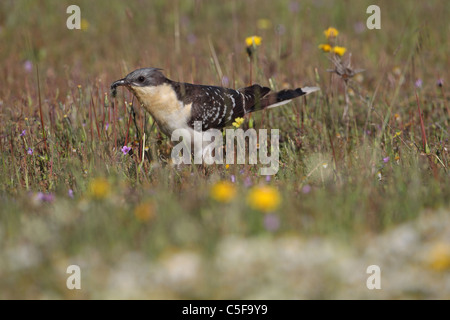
[110,68,166,97]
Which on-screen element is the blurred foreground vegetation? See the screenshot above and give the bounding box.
[0,0,449,299]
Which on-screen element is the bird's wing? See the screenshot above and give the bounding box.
[172,82,270,131]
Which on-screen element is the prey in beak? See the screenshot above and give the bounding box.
[110,78,127,98]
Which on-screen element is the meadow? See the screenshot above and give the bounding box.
[0,0,449,299]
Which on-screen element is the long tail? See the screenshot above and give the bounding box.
[258,87,320,110]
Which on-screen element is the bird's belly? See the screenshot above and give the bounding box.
[131,84,192,137]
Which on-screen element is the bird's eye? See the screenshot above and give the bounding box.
[138,76,145,82]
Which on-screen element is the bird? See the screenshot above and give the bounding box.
[110,68,319,138]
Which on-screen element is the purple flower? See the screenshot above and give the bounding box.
[265,175,271,182]
[187,33,197,45]
[264,214,280,232]
[36,192,54,203]
[121,145,131,155]
[302,184,311,194]
[275,24,286,36]
[105,123,110,131]
[24,60,33,73]
[230,175,236,183]
[20,129,26,137]
[27,148,33,155]
[415,79,422,88]
[288,1,300,13]
[353,21,365,34]
[68,189,74,199]
[221,76,230,87]
[437,79,444,87]
[383,157,390,163]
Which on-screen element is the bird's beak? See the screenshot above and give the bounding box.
[110,78,127,98]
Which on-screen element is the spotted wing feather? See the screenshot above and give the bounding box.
[171,82,270,130]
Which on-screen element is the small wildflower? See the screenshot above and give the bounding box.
[428,243,450,271]
[210,181,236,203]
[68,189,74,199]
[392,67,402,76]
[324,27,339,39]
[333,46,347,56]
[245,35,262,47]
[377,171,382,181]
[264,214,280,232]
[230,175,236,183]
[36,192,55,203]
[394,113,400,120]
[88,177,110,200]
[289,1,300,13]
[105,123,110,131]
[383,157,390,163]
[353,21,365,34]
[80,18,89,31]
[322,163,328,169]
[232,117,245,128]
[63,114,68,118]
[265,175,271,182]
[25,117,28,121]
[121,145,131,155]
[318,44,332,52]
[23,60,33,73]
[20,129,26,137]
[437,79,444,87]
[134,201,156,222]
[415,78,423,88]
[221,76,230,87]
[77,84,82,89]
[327,54,364,81]
[394,131,402,137]
[302,184,311,194]
[257,19,272,30]
[247,185,281,212]
[394,155,400,161]
[244,177,252,188]
[27,148,33,155]
[355,73,364,83]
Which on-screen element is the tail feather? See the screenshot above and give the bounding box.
[262,87,319,109]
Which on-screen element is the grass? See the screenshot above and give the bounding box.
[0,0,449,299]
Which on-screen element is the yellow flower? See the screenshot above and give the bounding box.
[134,201,156,222]
[318,44,332,52]
[88,177,110,199]
[81,18,89,31]
[257,19,272,30]
[247,185,281,212]
[232,117,245,128]
[245,36,262,47]
[333,46,347,56]
[324,27,339,38]
[210,181,236,203]
[428,243,450,271]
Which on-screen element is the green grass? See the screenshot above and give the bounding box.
[0,0,449,299]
